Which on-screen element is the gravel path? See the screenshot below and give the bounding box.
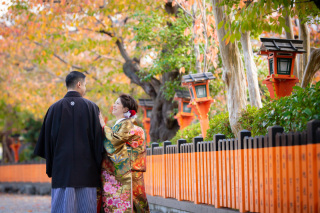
[0,193,51,213]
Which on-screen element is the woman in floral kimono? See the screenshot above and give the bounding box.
[98,94,149,213]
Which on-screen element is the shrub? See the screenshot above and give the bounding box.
[205,112,234,140]
[238,105,259,133]
[170,111,234,143]
[170,122,201,144]
[239,82,320,136]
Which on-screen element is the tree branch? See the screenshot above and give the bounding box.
[99,29,115,37]
[174,0,194,19]
[97,22,161,97]
[115,38,131,61]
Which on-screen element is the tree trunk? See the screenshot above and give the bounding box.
[240,31,262,108]
[201,0,208,73]
[211,0,247,135]
[2,132,13,163]
[298,20,310,80]
[284,15,298,78]
[122,57,180,142]
[301,48,320,87]
[192,3,202,73]
[149,72,180,141]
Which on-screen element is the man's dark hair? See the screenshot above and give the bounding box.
[119,94,138,112]
[65,71,86,88]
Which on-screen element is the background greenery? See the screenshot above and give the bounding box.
[169,81,320,143]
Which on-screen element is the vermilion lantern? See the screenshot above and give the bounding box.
[174,90,195,130]
[182,72,215,138]
[9,135,21,163]
[138,99,154,145]
[258,38,306,99]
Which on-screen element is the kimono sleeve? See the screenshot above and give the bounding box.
[33,107,54,177]
[91,104,104,169]
[126,126,147,172]
[102,120,134,154]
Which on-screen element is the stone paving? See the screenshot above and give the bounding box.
[0,193,51,213]
[0,193,162,213]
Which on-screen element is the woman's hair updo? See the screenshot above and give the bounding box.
[119,94,138,113]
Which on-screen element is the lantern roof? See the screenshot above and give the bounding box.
[175,90,191,99]
[258,38,306,55]
[138,99,154,107]
[182,72,215,83]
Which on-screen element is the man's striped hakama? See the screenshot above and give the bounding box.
[51,187,96,213]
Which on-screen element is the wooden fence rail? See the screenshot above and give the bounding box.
[144,119,320,213]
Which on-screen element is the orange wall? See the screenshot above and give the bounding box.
[0,164,50,183]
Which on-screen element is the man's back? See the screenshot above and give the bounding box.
[34,91,104,188]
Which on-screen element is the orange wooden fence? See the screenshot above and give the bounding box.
[0,164,50,183]
[144,119,320,213]
[1,120,320,213]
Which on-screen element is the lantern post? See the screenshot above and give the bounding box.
[9,135,22,163]
[182,72,215,138]
[138,99,154,145]
[258,38,306,99]
[174,90,195,130]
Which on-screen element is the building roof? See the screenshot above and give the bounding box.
[182,72,215,83]
[175,90,191,99]
[138,99,154,107]
[258,38,306,54]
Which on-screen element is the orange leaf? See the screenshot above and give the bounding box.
[225,36,230,45]
[199,54,203,63]
[213,61,217,69]
[179,67,185,74]
[239,1,246,9]
[184,27,190,36]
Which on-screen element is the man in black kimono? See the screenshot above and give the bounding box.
[34,71,104,213]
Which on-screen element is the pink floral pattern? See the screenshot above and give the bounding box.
[101,171,131,212]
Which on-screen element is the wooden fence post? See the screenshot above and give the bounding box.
[176,139,186,201]
[238,130,251,212]
[267,126,284,213]
[151,142,159,196]
[307,120,320,213]
[192,136,203,204]
[163,141,171,198]
[213,134,225,208]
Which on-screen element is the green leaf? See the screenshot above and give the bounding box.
[230,34,236,43]
[303,108,312,116]
[218,20,224,30]
[224,22,229,31]
[235,32,241,41]
[278,16,286,26]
